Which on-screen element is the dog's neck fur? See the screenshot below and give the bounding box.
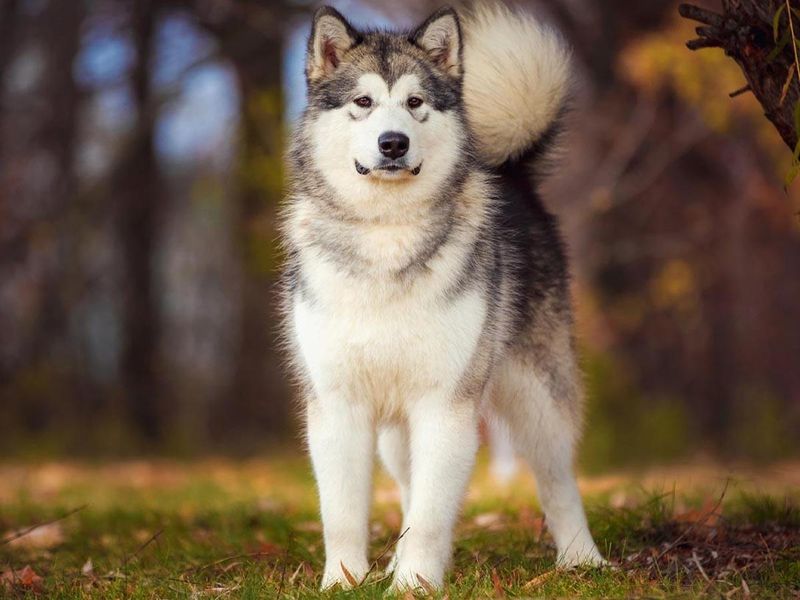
[287,169,492,284]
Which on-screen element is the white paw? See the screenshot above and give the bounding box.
[388,566,442,594]
[320,560,369,590]
[556,545,608,569]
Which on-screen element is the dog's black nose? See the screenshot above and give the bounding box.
[378,131,409,159]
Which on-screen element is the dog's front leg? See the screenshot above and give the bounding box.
[390,397,479,592]
[306,397,375,589]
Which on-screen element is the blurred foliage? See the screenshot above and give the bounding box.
[239,88,285,276]
[581,351,693,473]
[0,0,798,466]
[621,12,795,174]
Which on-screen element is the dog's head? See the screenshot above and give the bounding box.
[299,6,470,218]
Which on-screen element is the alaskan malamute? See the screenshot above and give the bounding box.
[281,3,605,592]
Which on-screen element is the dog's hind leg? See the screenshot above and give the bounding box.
[494,347,604,568]
[377,423,410,573]
[378,423,411,514]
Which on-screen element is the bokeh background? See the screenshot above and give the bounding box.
[1,0,798,468]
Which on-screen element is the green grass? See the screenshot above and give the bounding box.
[1,456,798,598]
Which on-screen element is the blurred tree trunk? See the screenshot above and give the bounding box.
[0,0,85,437]
[183,0,296,442]
[117,0,164,443]
[227,51,288,441]
[225,35,289,443]
[30,0,84,360]
[0,0,18,93]
[680,0,799,151]
[0,2,83,356]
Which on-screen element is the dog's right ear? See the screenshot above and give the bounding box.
[306,7,360,84]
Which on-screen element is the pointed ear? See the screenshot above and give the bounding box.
[411,7,462,79]
[306,7,360,84]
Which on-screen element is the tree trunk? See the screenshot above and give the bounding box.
[223,36,290,443]
[189,1,295,443]
[680,0,799,151]
[0,0,83,365]
[117,0,164,443]
[0,0,19,94]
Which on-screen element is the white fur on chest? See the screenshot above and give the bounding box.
[293,270,486,414]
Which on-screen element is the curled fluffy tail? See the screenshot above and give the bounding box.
[462,3,572,167]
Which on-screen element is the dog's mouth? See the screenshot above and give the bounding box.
[355,160,422,177]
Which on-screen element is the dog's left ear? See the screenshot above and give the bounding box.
[411,7,462,79]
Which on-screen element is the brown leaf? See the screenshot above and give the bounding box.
[6,522,64,550]
[523,569,557,589]
[416,573,436,595]
[491,568,505,597]
[1,565,44,592]
[340,561,359,587]
[674,498,721,527]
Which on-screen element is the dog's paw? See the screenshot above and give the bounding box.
[387,568,441,596]
[320,560,369,591]
[556,546,609,570]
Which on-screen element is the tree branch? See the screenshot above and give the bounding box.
[679,1,799,151]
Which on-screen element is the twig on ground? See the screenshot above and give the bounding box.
[121,529,164,570]
[182,550,279,574]
[0,504,87,546]
[363,526,410,584]
[276,557,289,597]
[692,549,711,582]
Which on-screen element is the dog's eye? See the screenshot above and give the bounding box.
[354,96,372,108]
[408,97,423,109]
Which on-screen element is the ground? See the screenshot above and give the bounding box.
[1,454,799,599]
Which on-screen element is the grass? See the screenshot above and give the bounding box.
[1,454,799,598]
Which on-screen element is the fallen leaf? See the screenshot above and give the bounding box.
[491,568,505,597]
[340,561,359,587]
[1,565,44,592]
[473,512,503,529]
[6,522,64,550]
[81,558,94,576]
[523,569,557,589]
[416,573,436,595]
[674,498,721,527]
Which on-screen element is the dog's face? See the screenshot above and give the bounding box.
[300,7,469,218]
